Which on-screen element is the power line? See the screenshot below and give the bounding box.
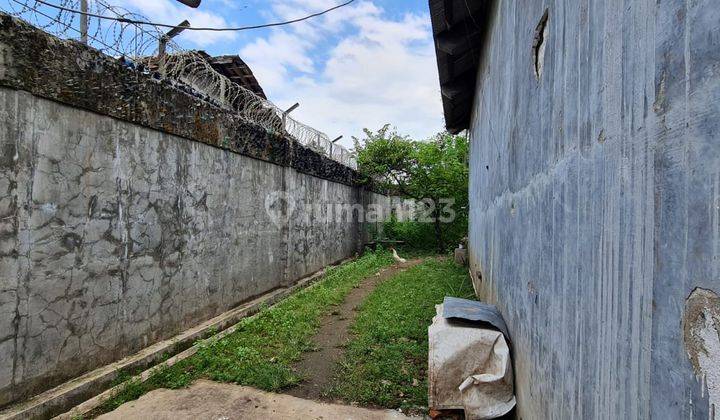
[27,0,355,31]
[9,0,126,55]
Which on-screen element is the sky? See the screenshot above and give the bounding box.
[109,0,445,148]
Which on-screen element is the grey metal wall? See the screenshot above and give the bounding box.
[467,0,720,418]
[0,88,364,406]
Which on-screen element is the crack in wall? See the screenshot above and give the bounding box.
[532,9,549,80]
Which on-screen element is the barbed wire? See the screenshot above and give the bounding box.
[1,0,357,169]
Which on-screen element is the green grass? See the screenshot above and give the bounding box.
[327,257,475,414]
[99,250,394,414]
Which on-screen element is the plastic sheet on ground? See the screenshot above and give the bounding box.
[442,297,511,342]
[428,302,516,419]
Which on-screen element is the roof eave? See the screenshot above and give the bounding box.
[429,0,494,133]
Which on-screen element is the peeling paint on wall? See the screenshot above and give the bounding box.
[684,288,720,418]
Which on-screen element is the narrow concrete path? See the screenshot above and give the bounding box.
[97,379,415,420]
[287,258,422,400]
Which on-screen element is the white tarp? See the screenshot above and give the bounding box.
[428,304,516,419]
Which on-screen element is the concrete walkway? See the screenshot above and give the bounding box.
[98,380,416,420]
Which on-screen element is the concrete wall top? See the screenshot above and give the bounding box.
[0,13,359,187]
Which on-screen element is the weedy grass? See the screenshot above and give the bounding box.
[99,250,394,414]
[327,257,475,414]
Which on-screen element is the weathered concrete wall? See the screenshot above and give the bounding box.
[362,193,417,241]
[0,15,375,406]
[467,1,720,418]
[0,88,364,406]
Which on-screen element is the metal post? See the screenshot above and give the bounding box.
[80,0,88,44]
[281,102,300,129]
[158,37,167,58]
[158,20,191,58]
[331,135,342,158]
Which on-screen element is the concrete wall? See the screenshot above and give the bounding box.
[362,193,417,241]
[0,15,374,406]
[0,87,364,406]
[467,1,720,418]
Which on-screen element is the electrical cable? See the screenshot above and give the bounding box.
[27,0,355,31]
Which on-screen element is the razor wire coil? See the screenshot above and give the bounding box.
[2,0,357,169]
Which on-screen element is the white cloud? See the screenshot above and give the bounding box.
[110,0,445,148]
[240,1,444,148]
[115,0,237,47]
[239,30,315,91]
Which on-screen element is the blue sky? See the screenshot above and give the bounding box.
[87,0,445,148]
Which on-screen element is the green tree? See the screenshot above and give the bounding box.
[354,125,469,252]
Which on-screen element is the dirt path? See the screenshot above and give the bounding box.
[287,258,423,400]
